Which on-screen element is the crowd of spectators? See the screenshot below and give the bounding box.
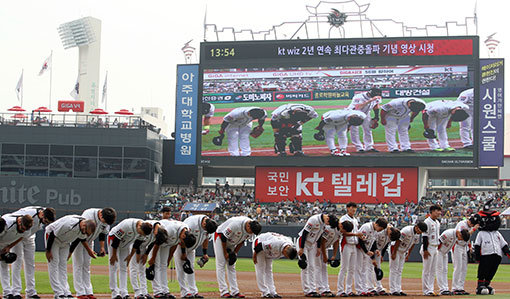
[151,186,510,229]
[203,73,468,94]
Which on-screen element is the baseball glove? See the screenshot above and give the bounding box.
[313,130,325,141]
[145,264,155,280]
[212,134,224,146]
[374,266,384,281]
[328,259,340,268]
[183,258,194,274]
[227,250,237,266]
[0,252,17,264]
[250,126,264,138]
[369,118,379,129]
[298,253,307,269]
[423,128,437,139]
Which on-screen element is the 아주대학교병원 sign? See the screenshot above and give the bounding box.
[175,65,199,165]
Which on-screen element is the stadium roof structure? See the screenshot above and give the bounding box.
[203,0,478,41]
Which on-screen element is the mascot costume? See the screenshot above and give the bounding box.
[473,200,510,295]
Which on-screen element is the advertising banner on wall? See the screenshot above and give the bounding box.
[175,64,199,165]
[255,167,418,204]
[479,59,504,166]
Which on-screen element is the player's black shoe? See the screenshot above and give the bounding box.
[367,148,379,152]
[440,291,452,295]
[193,295,204,298]
[403,149,415,153]
[293,151,306,157]
[399,292,407,296]
[29,296,41,299]
[390,293,401,296]
[390,149,400,153]
[273,294,282,298]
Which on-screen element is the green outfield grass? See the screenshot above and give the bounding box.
[201,98,471,157]
[2,253,509,294]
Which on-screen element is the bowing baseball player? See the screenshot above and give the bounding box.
[357,218,388,296]
[348,87,382,153]
[130,220,169,299]
[271,103,318,157]
[314,109,366,156]
[201,102,215,135]
[0,214,34,299]
[212,107,266,156]
[45,215,96,299]
[452,217,479,295]
[174,215,218,298]
[73,208,117,299]
[108,219,153,299]
[456,88,474,148]
[368,226,401,296]
[422,100,469,152]
[252,232,297,298]
[148,219,197,299]
[5,206,55,299]
[437,228,470,295]
[297,213,338,297]
[379,97,426,153]
[421,205,442,296]
[390,222,428,296]
[214,216,261,298]
[337,202,360,297]
[317,221,354,297]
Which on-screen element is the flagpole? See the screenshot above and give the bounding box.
[21,69,24,107]
[104,71,108,111]
[49,50,53,109]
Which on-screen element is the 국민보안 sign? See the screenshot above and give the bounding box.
[255,167,418,204]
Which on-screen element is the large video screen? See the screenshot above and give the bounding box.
[198,37,479,167]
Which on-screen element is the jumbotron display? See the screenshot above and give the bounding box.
[198,37,479,167]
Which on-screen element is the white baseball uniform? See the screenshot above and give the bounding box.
[437,229,458,293]
[153,220,189,296]
[317,226,342,294]
[205,103,215,118]
[45,215,88,298]
[322,109,367,152]
[457,88,474,147]
[4,206,46,297]
[381,98,426,151]
[297,214,326,295]
[174,215,210,297]
[214,216,254,296]
[253,232,293,297]
[72,208,110,297]
[223,107,266,156]
[337,214,360,295]
[451,220,471,292]
[420,217,441,295]
[424,100,469,150]
[369,229,392,293]
[108,218,145,298]
[357,222,378,294]
[389,225,419,294]
[348,92,381,151]
[0,216,32,297]
[129,220,160,298]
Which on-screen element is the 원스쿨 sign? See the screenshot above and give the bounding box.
[255,167,418,204]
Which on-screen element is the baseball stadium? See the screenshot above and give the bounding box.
[1,1,510,299]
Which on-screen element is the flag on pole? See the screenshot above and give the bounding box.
[38,54,52,76]
[102,72,108,104]
[15,71,23,102]
[70,75,79,100]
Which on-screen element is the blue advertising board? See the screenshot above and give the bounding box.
[479,59,504,166]
[175,64,199,165]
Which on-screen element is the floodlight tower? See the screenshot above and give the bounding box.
[58,17,101,113]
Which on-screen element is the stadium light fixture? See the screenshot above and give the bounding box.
[58,17,97,49]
